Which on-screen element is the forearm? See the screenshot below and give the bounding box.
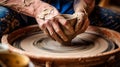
[74,0,95,14]
[0,0,57,17]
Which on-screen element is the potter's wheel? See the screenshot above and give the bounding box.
[2,25,120,67]
[12,31,115,57]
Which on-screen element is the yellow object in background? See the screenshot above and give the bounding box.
[0,44,34,67]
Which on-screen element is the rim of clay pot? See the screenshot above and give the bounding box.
[1,25,120,62]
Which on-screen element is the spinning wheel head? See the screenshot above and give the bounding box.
[12,31,114,57]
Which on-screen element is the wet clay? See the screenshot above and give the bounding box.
[60,14,89,45]
[12,31,114,57]
[60,14,77,44]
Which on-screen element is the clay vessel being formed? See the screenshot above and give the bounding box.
[59,14,89,44]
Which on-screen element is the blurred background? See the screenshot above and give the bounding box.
[96,0,120,13]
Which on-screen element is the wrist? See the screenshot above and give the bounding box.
[34,3,60,21]
[74,0,88,14]
[74,0,95,15]
[83,0,95,15]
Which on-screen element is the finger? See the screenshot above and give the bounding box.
[75,14,84,32]
[46,21,63,43]
[51,19,68,41]
[36,18,54,40]
[43,29,55,41]
[55,15,74,34]
[80,18,89,32]
[77,17,89,34]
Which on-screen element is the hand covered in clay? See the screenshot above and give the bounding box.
[34,5,74,43]
[73,12,89,35]
[0,0,75,43]
[73,0,91,36]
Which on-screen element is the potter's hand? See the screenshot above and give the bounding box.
[73,12,89,35]
[35,6,74,43]
[73,0,91,35]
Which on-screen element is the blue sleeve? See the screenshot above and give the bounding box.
[43,0,74,14]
